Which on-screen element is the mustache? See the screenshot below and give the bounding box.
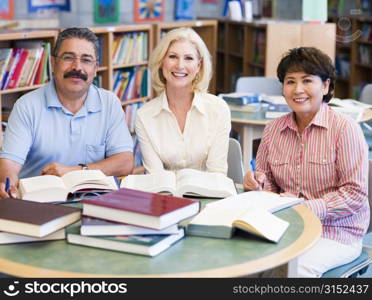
[63,70,88,81]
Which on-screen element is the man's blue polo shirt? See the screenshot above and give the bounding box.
[0,81,133,178]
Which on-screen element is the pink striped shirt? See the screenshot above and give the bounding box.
[257,103,370,244]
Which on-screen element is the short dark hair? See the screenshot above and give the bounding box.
[53,27,99,59]
[277,47,336,102]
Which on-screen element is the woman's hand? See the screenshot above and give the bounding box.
[243,171,266,191]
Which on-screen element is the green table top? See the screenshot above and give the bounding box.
[0,202,321,278]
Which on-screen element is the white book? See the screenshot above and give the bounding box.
[80,217,180,236]
[0,229,65,244]
[186,191,303,242]
[206,191,304,212]
[121,168,237,198]
[19,170,118,203]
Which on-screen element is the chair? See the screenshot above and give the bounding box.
[235,76,282,95]
[322,159,372,277]
[359,84,372,105]
[227,138,244,184]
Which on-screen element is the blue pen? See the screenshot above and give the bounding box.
[250,159,256,172]
[5,177,10,194]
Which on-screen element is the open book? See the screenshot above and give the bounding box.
[186,191,304,242]
[120,168,237,198]
[19,170,118,203]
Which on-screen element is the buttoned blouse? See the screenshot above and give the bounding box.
[135,91,231,174]
[257,103,369,244]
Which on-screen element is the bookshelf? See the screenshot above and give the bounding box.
[89,24,153,102]
[216,19,336,94]
[153,20,217,93]
[351,16,372,99]
[328,15,372,99]
[89,24,153,172]
[0,29,58,145]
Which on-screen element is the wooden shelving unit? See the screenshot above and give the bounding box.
[0,29,58,145]
[89,24,153,172]
[216,19,336,95]
[89,24,153,103]
[152,20,217,93]
[328,15,372,99]
[351,16,372,99]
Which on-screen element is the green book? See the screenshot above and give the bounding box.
[66,225,185,257]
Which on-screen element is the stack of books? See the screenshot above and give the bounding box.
[218,92,261,112]
[66,188,200,257]
[0,198,81,244]
[261,95,291,119]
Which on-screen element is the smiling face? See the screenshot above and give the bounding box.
[161,39,201,91]
[52,37,97,98]
[283,71,330,121]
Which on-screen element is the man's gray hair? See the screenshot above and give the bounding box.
[53,27,99,59]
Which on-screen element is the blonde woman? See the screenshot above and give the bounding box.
[135,28,231,174]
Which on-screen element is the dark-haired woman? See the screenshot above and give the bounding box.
[243,47,369,277]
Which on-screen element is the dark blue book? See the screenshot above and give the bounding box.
[221,93,260,106]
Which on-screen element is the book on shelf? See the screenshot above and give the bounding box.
[7,48,29,89]
[0,229,65,245]
[82,188,200,230]
[0,48,13,87]
[120,168,237,198]
[0,198,81,237]
[17,48,39,87]
[186,191,304,242]
[19,169,118,203]
[80,217,180,236]
[67,226,185,257]
[1,48,19,89]
[329,98,372,122]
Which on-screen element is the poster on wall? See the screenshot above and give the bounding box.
[175,0,195,20]
[134,0,164,23]
[0,0,14,19]
[94,0,119,23]
[27,0,71,12]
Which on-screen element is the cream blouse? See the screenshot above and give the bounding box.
[135,91,231,175]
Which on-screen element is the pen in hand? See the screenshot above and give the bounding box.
[250,159,256,172]
[5,177,10,196]
[250,159,263,190]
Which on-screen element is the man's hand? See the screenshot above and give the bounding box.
[41,162,81,176]
[243,170,266,191]
[0,181,18,198]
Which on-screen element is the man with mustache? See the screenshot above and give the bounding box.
[0,28,134,198]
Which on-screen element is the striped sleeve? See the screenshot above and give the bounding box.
[305,118,368,221]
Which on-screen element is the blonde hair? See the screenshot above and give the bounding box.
[149,27,212,95]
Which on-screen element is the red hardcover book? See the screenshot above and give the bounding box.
[0,198,81,237]
[33,46,46,85]
[82,188,200,230]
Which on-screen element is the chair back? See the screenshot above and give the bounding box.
[227,138,244,184]
[235,76,282,95]
[360,84,372,105]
